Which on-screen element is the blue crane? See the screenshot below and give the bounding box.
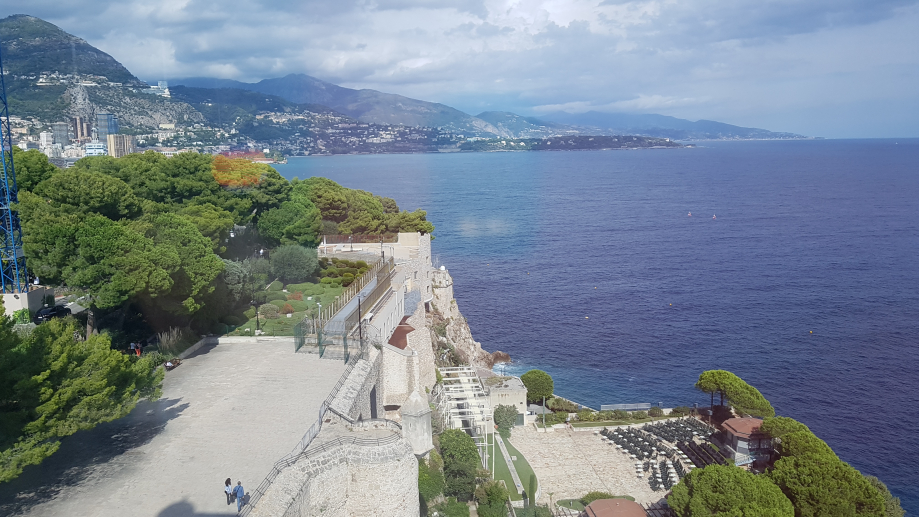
[0,40,30,293]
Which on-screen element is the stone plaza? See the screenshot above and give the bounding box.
[509,425,667,506]
[0,338,347,517]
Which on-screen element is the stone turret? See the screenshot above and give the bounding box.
[400,390,433,456]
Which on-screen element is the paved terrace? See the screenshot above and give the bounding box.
[0,338,346,517]
[509,425,665,506]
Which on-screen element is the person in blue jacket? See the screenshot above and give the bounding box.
[234,481,245,512]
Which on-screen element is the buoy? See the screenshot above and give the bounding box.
[585,316,589,319]
[810,331,813,334]
[669,303,672,306]
[595,287,597,289]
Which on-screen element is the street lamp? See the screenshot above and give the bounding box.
[251,300,260,333]
[349,235,353,252]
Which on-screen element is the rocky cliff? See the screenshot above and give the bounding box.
[429,268,507,369]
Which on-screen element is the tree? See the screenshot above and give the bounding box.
[439,429,480,501]
[0,317,163,482]
[34,168,141,220]
[694,370,775,418]
[10,147,57,191]
[668,464,793,517]
[863,475,905,517]
[475,479,509,517]
[179,203,235,252]
[761,416,811,439]
[418,452,445,508]
[769,455,885,517]
[257,200,321,247]
[494,405,518,435]
[775,430,835,459]
[270,245,319,284]
[520,370,553,404]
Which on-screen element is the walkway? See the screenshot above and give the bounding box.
[0,339,347,517]
[495,434,524,494]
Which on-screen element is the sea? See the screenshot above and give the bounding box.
[274,139,919,513]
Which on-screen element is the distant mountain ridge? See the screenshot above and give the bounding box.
[540,111,805,140]
[175,74,507,138]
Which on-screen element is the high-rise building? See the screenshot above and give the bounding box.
[39,131,53,148]
[95,112,118,142]
[72,116,92,139]
[106,134,136,158]
[51,122,70,145]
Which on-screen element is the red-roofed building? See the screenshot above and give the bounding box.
[721,417,772,466]
[581,498,646,517]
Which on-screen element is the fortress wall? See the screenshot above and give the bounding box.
[253,428,419,517]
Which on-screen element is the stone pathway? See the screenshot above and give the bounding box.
[0,339,347,517]
[509,425,666,506]
[495,434,524,494]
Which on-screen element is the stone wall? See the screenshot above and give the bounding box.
[382,344,416,410]
[251,423,419,517]
[329,347,385,422]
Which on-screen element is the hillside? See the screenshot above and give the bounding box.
[475,111,574,139]
[0,15,201,128]
[540,111,805,140]
[176,74,507,138]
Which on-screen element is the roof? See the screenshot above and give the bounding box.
[528,404,552,415]
[402,390,429,416]
[722,417,766,439]
[584,498,646,517]
[387,316,414,350]
[484,376,526,392]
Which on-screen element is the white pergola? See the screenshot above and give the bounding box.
[433,366,493,467]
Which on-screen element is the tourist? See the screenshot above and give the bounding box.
[224,478,233,505]
[129,342,135,355]
[235,481,245,512]
[135,342,142,357]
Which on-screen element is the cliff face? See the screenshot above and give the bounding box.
[429,268,506,369]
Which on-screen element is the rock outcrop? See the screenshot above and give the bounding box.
[429,268,507,369]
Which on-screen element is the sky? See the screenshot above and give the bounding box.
[10,0,919,137]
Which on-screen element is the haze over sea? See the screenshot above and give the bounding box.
[275,140,919,512]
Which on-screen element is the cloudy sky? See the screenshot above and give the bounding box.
[12,0,919,137]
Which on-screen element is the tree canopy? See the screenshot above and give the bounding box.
[494,404,518,434]
[669,464,794,517]
[0,316,163,482]
[769,455,884,517]
[439,429,480,501]
[520,369,554,404]
[270,245,319,284]
[694,370,775,418]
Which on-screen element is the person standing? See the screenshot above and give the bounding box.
[135,342,142,357]
[224,478,233,505]
[234,481,245,512]
[129,342,135,355]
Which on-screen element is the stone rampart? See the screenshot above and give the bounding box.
[250,422,419,517]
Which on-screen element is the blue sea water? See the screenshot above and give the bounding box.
[274,139,919,513]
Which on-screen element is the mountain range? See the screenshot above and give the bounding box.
[1,14,805,140]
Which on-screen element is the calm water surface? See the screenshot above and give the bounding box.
[275,140,919,512]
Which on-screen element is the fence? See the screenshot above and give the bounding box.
[321,233,399,245]
[314,256,392,323]
[600,403,652,411]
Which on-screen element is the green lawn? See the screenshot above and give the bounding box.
[557,499,585,511]
[487,433,538,502]
[224,282,344,337]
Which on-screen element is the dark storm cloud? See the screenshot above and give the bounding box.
[6,0,919,136]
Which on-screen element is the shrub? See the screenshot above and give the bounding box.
[355,260,368,268]
[320,277,334,284]
[671,406,692,416]
[632,411,648,419]
[265,291,287,302]
[475,479,509,517]
[649,406,664,417]
[597,410,613,420]
[521,369,554,404]
[12,308,30,324]
[577,410,596,422]
[222,314,247,326]
[581,491,616,506]
[285,300,308,312]
[270,244,320,283]
[287,291,303,300]
[433,498,470,517]
[612,409,630,420]
[280,303,294,315]
[267,280,284,291]
[259,303,280,319]
[243,308,256,319]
